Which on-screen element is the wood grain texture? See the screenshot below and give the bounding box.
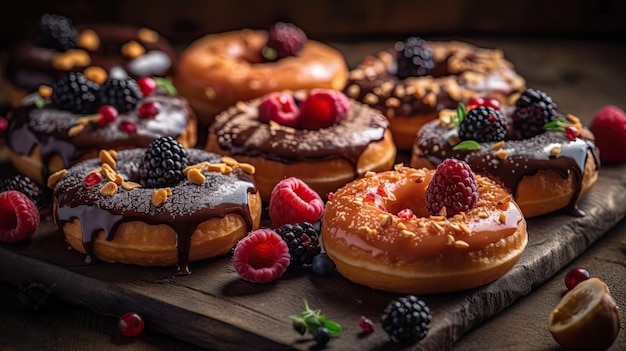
[1,162,624,350]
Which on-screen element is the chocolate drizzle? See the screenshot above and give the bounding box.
[209,97,388,171]
[415,119,599,217]
[52,148,257,275]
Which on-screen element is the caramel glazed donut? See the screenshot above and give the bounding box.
[173,28,348,126]
[206,92,397,201]
[344,39,526,150]
[3,14,176,107]
[410,109,599,218]
[321,165,528,294]
[6,79,196,187]
[48,148,262,275]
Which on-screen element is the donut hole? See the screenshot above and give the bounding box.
[384,176,432,218]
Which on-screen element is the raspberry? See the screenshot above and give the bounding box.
[51,72,100,114]
[0,190,40,243]
[394,36,435,79]
[380,295,432,344]
[139,136,188,188]
[458,105,508,142]
[425,158,479,217]
[232,229,291,283]
[34,13,77,52]
[589,105,626,163]
[0,174,43,209]
[275,222,321,267]
[258,92,300,127]
[512,88,559,139]
[299,89,350,129]
[269,177,324,228]
[262,22,307,61]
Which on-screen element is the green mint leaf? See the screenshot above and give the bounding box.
[35,96,46,108]
[153,77,177,96]
[452,102,467,126]
[322,320,342,337]
[543,119,567,131]
[452,140,480,150]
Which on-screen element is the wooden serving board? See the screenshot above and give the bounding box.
[1,162,625,351]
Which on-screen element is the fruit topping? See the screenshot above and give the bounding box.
[548,278,620,351]
[275,222,321,267]
[0,116,8,134]
[512,88,559,139]
[425,158,479,217]
[289,299,342,342]
[262,22,307,62]
[394,36,435,79]
[232,228,291,283]
[34,13,77,52]
[397,208,415,220]
[119,120,137,134]
[380,295,432,345]
[98,77,143,113]
[299,89,350,129]
[97,105,118,126]
[311,253,336,277]
[565,267,590,290]
[51,72,100,114]
[589,105,626,163]
[0,174,44,209]
[0,190,40,243]
[137,77,157,96]
[458,105,508,142]
[139,136,188,188]
[467,97,501,110]
[118,311,145,337]
[269,177,324,228]
[258,92,300,127]
[313,327,331,348]
[565,125,579,141]
[138,101,161,119]
[83,172,103,187]
[359,315,376,333]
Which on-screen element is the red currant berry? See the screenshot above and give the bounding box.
[467,97,485,109]
[137,77,157,96]
[397,208,415,220]
[359,315,375,333]
[482,98,501,110]
[98,105,118,126]
[138,101,161,119]
[84,172,103,186]
[565,125,579,141]
[0,116,8,133]
[565,267,589,290]
[118,311,144,337]
[119,121,137,134]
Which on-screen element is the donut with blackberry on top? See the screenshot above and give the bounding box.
[206,89,396,201]
[47,137,262,274]
[344,37,526,150]
[410,88,600,217]
[173,22,348,126]
[6,70,196,187]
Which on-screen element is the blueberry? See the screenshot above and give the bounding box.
[311,253,336,277]
[313,326,331,348]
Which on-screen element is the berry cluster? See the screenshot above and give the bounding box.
[380,295,432,344]
[262,22,307,62]
[512,88,559,139]
[258,89,350,130]
[0,174,44,209]
[458,105,508,142]
[34,13,77,52]
[425,158,479,217]
[275,222,321,267]
[139,136,189,188]
[394,36,435,79]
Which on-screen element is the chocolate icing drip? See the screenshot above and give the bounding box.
[7,89,192,183]
[210,97,388,167]
[52,148,257,275]
[416,120,599,217]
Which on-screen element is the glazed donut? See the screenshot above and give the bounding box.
[344,38,526,150]
[205,90,397,201]
[6,73,196,187]
[173,25,348,126]
[321,165,528,294]
[3,14,176,107]
[410,91,600,218]
[48,147,262,274]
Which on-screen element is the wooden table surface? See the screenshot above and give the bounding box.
[1,37,626,350]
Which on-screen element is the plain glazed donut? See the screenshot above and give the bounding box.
[321,165,528,294]
[410,102,600,218]
[344,40,526,150]
[173,28,348,126]
[206,90,396,201]
[49,148,262,275]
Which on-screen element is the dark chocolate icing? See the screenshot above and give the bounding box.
[52,148,257,275]
[7,88,193,182]
[209,97,389,168]
[414,117,599,217]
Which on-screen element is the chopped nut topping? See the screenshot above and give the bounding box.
[76,29,100,51]
[363,93,379,105]
[495,149,509,160]
[454,240,470,249]
[121,40,145,59]
[379,214,392,227]
[38,85,52,99]
[204,87,216,100]
[499,212,507,224]
[121,181,141,191]
[100,181,118,196]
[236,101,247,112]
[551,146,562,157]
[431,221,444,232]
[385,97,401,108]
[187,168,206,185]
[47,169,68,189]
[491,141,505,150]
[99,149,117,168]
[83,66,107,85]
[68,124,85,137]
[459,222,471,234]
[357,226,371,236]
[401,230,415,238]
[238,163,255,175]
[446,234,455,245]
[221,156,239,166]
[396,222,407,230]
[151,189,168,206]
[114,173,124,185]
[138,28,159,43]
[346,84,360,98]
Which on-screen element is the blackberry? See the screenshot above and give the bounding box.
[98,77,144,113]
[34,13,77,52]
[394,37,435,79]
[51,72,100,114]
[380,295,432,345]
[275,222,321,267]
[263,22,307,61]
[511,88,559,139]
[0,174,43,208]
[140,136,188,188]
[425,158,478,217]
[458,105,508,142]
